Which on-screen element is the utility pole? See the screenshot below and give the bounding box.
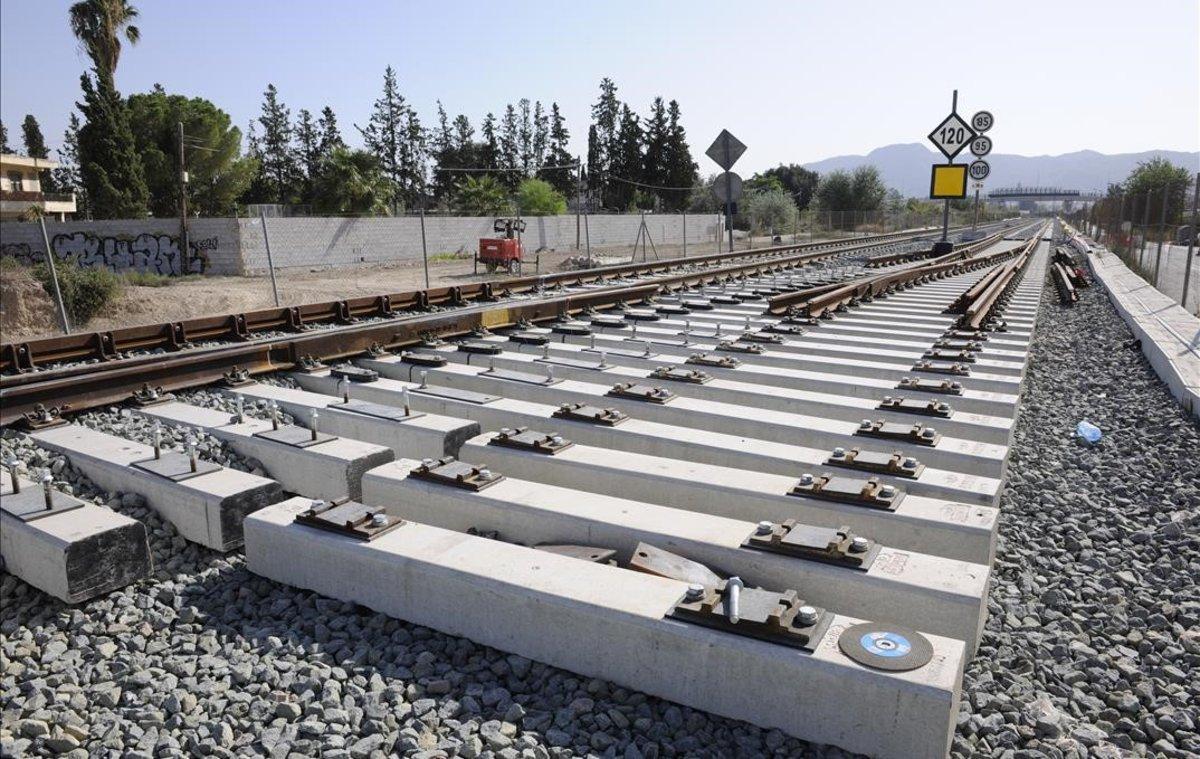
[1180,173,1198,311]
[575,158,583,250]
[177,122,190,268]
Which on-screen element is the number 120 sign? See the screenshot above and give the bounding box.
[927,112,977,161]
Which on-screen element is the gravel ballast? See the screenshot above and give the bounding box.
[2,269,1197,758]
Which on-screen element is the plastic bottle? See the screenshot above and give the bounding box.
[1076,421,1102,444]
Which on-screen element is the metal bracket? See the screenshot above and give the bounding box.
[129,383,175,408]
[410,456,504,491]
[131,452,221,482]
[670,581,831,651]
[294,355,328,373]
[912,360,970,376]
[15,404,71,432]
[0,487,84,522]
[655,304,691,316]
[855,419,942,446]
[896,377,964,396]
[629,542,723,587]
[743,521,880,571]
[294,497,403,541]
[508,331,550,346]
[330,365,378,383]
[716,340,764,354]
[606,382,675,404]
[551,402,628,426]
[253,426,338,449]
[399,351,449,367]
[685,352,740,369]
[789,473,903,511]
[648,366,711,385]
[458,341,503,355]
[489,427,573,455]
[681,299,713,310]
[877,396,954,418]
[826,447,924,479]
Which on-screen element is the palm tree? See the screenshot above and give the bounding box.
[68,0,140,80]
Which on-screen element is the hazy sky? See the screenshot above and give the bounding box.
[2,0,1197,175]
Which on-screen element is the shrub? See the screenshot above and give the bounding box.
[32,259,123,327]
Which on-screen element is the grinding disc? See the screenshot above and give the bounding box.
[838,623,934,672]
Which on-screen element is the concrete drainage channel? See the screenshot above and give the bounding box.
[1,223,1055,757]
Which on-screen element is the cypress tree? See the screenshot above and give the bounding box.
[663,100,697,211]
[21,115,59,192]
[252,84,299,205]
[76,71,149,217]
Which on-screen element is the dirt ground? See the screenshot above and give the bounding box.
[1,236,793,342]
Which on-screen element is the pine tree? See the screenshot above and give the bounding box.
[358,66,425,209]
[663,100,697,211]
[609,105,643,210]
[641,97,669,207]
[433,101,452,153]
[77,71,149,217]
[295,108,319,203]
[532,101,548,171]
[544,102,574,196]
[517,99,533,175]
[53,113,89,217]
[317,106,344,156]
[252,83,299,205]
[499,104,519,188]
[588,78,621,208]
[451,115,474,149]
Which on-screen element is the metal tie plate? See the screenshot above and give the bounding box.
[739,331,783,344]
[648,366,712,385]
[923,349,976,364]
[896,377,964,396]
[399,351,450,367]
[716,340,764,355]
[489,427,574,455]
[552,322,593,336]
[458,341,503,355]
[253,426,339,449]
[483,366,562,386]
[294,497,403,541]
[826,447,924,479]
[606,382,676,404]
[681,299,714,310]
[764,324,805,335]
[330,365,379,383]
[551,403,628,426]
[670,581,831,651]
[588,315,628,328]
[508,331,550,346]
[877,396,954,418]
[710,295,742,305]
[731,291,763,301]
[655,304,691,316]
[912,360,970,376]
[743,521,881,571]
[685,353,741,368]
[410,457,505,491]
[788,474,904,511]
[933,339,983,352]
[538,355,608,370]
[410,386,500,404]
[338,399,425,422]
[0,487,85,523]
[131,452,221,482]
[622,309,660,322]
[582,347,648,361]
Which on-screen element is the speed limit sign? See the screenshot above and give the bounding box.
[968,160,991,181]
[971,111,994,133]
[970,135,992,158]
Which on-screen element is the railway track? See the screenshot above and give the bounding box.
[2,220,1050,758]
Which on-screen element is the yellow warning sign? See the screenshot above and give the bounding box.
[929,164,968,199]
[931,163,969,198]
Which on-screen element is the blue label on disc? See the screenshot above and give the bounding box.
[859,631,912,658]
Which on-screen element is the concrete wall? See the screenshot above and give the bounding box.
[0,214,720,276]
[0,218,241,275]
[239,214,721,272]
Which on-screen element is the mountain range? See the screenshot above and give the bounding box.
[802,143,1199,198]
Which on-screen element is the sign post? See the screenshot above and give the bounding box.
[706,129,747,253]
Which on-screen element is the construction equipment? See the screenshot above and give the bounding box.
[479,218,526,274]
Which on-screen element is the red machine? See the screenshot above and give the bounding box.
[478,218,526,274]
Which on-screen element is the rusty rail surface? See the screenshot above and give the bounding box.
[1,226,947,376]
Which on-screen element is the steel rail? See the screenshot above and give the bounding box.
[1,225,953,374]
[958,236,1040,331]
[763,226,1026,317]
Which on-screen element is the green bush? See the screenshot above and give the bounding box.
[32,259,124,327]
[517,178,567,216]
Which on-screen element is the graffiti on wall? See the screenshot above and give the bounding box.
[0,232,217,275]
